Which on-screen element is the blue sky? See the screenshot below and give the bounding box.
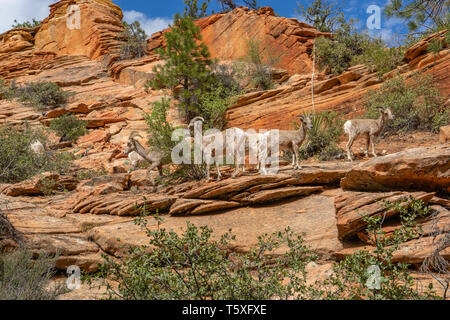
[2,0,407,45]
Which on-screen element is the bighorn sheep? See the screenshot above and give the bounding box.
[30,140,45,155]
[127,151,146,173]
[344,108,394,162]
[188,117,247,181]
[259,114,312,174]
[123,132,164,176]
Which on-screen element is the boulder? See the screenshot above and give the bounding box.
[90,195,343,258]
[72,193,177,216]
[335,190,435,240]
[2,173,79,197]
[341,145,450,192]
[440,125,450,143]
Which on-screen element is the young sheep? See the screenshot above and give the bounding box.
[30,140,45,155]
[259,115,312,174]
[127,151,146,173]
[188,117,247,181]
[123,132,164,176]
[344,108,394,162]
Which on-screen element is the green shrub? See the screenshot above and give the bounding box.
[4,81,73,111]
[49,114,87,142]
[319,197,439,300]
[98,213,316,300]
[92,196,441,300]
[241,39,282,90]
[75,168,107,181]
[365,74,447,133]
[145,98,205,181]
[316,36,354,75]
[119,21,148,60]
[198,79,241,130]
[299,111,345,161]
[0,78,16,100]
[0,126,73,183]
[352,41,405,78]
[0,249,66,300]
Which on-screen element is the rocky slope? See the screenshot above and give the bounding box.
[0,0,448,299]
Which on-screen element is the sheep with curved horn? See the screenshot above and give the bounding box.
[123,131,164,176]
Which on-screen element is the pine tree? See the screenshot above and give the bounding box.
[148,14,214,123]
[183,0,211,19]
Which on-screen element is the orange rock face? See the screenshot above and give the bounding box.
[34,0,124,59]
[148,6,331,75]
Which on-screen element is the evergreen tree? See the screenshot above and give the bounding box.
[148,14,214,123]
[184,0,211,19]
[296,0,344,33]
[385,0,449,32]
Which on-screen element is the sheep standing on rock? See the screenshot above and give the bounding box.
[259,114,312,174]
[188,117,247,182]
[123,132,164,176]
[127,151,146,173]
[344,108,394,162]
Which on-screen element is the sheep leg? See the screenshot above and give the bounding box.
[365,134,370,158]
[293,143,301,170]
[231,153,241,179]
[205,162,211,182]
[370,135,377,157]
[147,162,163,176]
[216,162,222,181]
[346,135,355,162]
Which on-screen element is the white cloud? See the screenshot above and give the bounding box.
[123,10,171,37]
[0,0,54,33]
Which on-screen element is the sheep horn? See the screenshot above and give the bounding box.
[129,131,144,140]
[188,116,205,128]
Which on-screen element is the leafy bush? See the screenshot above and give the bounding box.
[0,126,73,183]
[352,41,405,78]
[319,197,439,300]
[199,79,241,130]
[315,36,353,75]
[0,78,16,101]
[92,196,441,300]
[119,21,148,61]
[241,39,282,90]
[0,249,66,300]
[98,213,316,300]
[145,98,205,181]
[49,114,87,142]
[299,111,344,161]
[12,19,41,29]
[3,81,73,111]
[365,74,447,133]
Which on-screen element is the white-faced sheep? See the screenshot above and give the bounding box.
[344,108,394,161]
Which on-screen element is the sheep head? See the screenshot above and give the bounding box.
[124,131,144,155]
[188,116,205,130]
[298,114,313,130]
